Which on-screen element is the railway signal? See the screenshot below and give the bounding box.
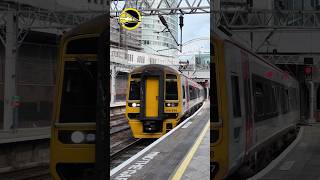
[304,66,313,81]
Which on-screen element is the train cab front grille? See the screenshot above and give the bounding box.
[56,163,95,180]
[128,113,140,119]
[142,121,162,133]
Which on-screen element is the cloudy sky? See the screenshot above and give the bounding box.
[180,14,210,53]
[181,14,210,43]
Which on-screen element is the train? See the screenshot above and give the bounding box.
[50,15,108,179]
[126,64,205,138]
[211,29,300,179]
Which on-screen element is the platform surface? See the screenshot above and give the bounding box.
[259,123,320,180]
[181,127,210,180]
[110,102,210,180]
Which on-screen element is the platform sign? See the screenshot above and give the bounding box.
[11,95,21,107]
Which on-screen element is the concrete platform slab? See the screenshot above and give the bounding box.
[258,123,320,180]
[181,127,210,180]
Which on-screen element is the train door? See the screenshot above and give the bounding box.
[146,77,159,117]
[223,42,246,171]
[211,37,227,179]
[140,72,164,133]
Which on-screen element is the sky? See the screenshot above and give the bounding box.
[181,14,210,43]
[180,14,210,53]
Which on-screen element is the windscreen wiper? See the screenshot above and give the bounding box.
[76,58,95,80]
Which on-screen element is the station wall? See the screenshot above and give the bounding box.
[0,34,57,130]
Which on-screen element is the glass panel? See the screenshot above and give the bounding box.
[59,61,97,123]
[231,75,241,117]
[115,73,128,102]
[66,37,98,54]
[166,81,178,100]
[129,81,140,100]
[16,43,56,128]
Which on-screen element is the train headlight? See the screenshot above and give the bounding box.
[86,133,95,142]
[71,131,85,143]
[166,103,178,107]
[130,103,140,107]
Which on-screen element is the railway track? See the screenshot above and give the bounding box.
[110,113,130,135]
[110,138,155,169]
[0,165,51,180]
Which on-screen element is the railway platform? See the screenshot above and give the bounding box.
[252,123,320,180]
[110,101,210,180]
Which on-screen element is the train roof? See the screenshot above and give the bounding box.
[213,29,297,81]
[130,64,180,74]
[63,14,108,40]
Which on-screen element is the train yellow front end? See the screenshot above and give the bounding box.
[126,65,182,138]
[211,36,230,179]
[50,15,107,180]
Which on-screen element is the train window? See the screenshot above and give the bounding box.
[189,85,196,100]
[254,82,264,116]
[271,86,277,113]
[211,63,219,122]
[264,83,272,114]
[129,81,140,100]
[231,75,241,117]
[182,85,185,99]
[66,37,98,54]
[131,73,141,79]
[59,61,97,123]
[166,81,178,100]
[166,74,177,79]
[317,86,320,110]
[280,87,289,113]
[285,89,289,112]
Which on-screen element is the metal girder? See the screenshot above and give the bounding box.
[214,10,320,30]
[111,0,210,16]
[12,11,102,29]
[0,2,105,30]
[261,54,320,65]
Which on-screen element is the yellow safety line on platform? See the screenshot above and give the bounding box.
[171,120,210,180]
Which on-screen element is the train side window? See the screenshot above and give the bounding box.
[271,86,277,113]
[182,85,185,99]
[254,82,264,116]
[189,85,196,100]
[285,89,289,112]
[166,81,178,100]
[129,81,140,100]
[280,87,289,113]
[317,86,320,110]
[211,63,219,122]
[231,75,241,117]
[264,83,272,114]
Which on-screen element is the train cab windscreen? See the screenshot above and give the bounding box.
[129,81,141,100]
[59,60,97,123]
[165,81,178,100]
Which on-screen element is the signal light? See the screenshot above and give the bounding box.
[304,66,312,74]
[304,66,313,81]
